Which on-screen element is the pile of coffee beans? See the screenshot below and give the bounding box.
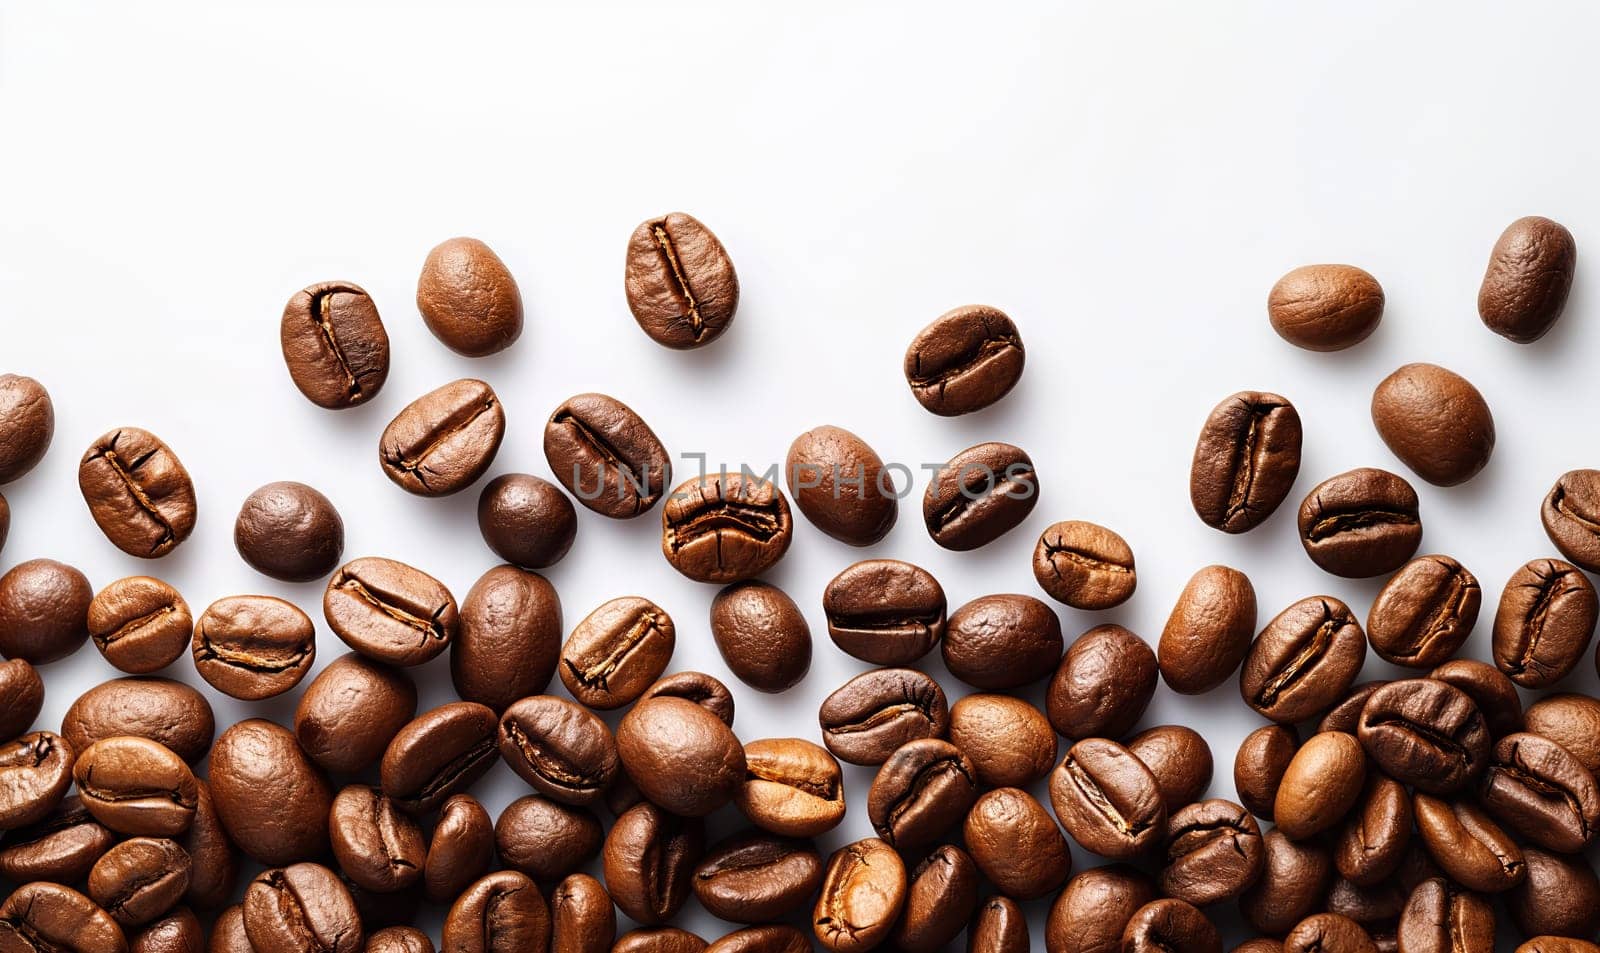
[0,211,1595,953]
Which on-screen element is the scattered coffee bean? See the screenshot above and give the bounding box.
[0,558,92,664]
[817,667,948,766]
[498,694,619,806]
[210,719,334,864]
[495,794,603,882]
[0,882,125,953]
[560,595,674,709]
[380,702,499,815]
[1033,519,1137,609]
[892,844,979,953]
[74,736,197,838]
[1268,264,1384,351]
[1160,798,1265,905]
[1297,468,1422,577]
[710,581,811,693]
[1412,794,1525,893]
[0,732,75,831]
[477,474,578,568]
[969,896,1028,953]
[866,738,978,849]
[617,695,745,817]
[821,559,945,665]
[1127,725,1214,813]
[1048,865,1155,953]
[692,830,823,923]
[626,212,738,349]
[1523,693,1600,772]
[1427,658,1525,737]
[544,392,672,519]
[1190,391,1303,533]
[1397,877,1495,953]
[88,836,191,926]
[1274,731,1366,841]
[279,281,390,409]
[86,576,192,674]
[784,425,897,545]
[735,737,845,838]
[78,427,196,558]
[379,378,505,496]
[190,595,316,700]
[1241,830,1334,934]
[1507,847,1600,941]
[423,794,494,905]
[440,871,550,953]
[902,304,1024,416]
[329,784,426,893]
[416,236,523,356]
[1371,363,1495,486]
[325,556,459,667]
[1334,774,1412,886]
[1122,898,1222,953]
[812,837,906,953]
[0,374,54,483]
[294,653,417,775]
[453,565,562,713]
[1478,216,1576,343]
[661,472,793,583]
[944,593,1063,690]
[233,481,344,581]
[0,657,43,742]
[1050,737,1166,860]
[1159,564,1257,694]
[1234,723,1299,821]
[1492,557,1598,687]
[640,671,736,726]
[1478,731,1600,853]
[1541,469,1600,573]
[551,873,616,953]
[1240,595,1366,724]
[923,441,1037,550]
[1355,678,1489,794]
[1366,555,1480,667]
[948,693,1056,788]
[1047,622,1157,739]
[603,802,705,924]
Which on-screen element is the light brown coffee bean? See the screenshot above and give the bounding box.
[378,378,505,496]
[1159,565,1256,694]
[416,237,523,356]
[78,428,196,559]
[280,280,390,409]
[736,738,846,838]
[87,577,192,675]
[784,425,897,545]
[1268,264,1384,351]
[1478,216,1576,343]
[626,212,738,349]
[1274,732,1366,841]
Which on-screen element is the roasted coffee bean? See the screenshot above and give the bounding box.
[58,678,212,766]
[0,374,53,483]
[0,657,43,742]
[1033,519,1137,609]
[705,926,808,953]
[1543,469,1600,573]
[416,236,523,356]
[497,794,602,882]
[1241,830,1334,935]
[817,667,948,766]
[179,781,234,910]
[442,871,549,953]
[191,595,315,700]
[709,582,810,692]
[615,929,707,953]
[1298,468,1422,577]
[661,472,793,583]
[1047,622,1156,739]
[551,874,615,953]
[78,428,196,559]
[1159,798,1264,905]
[0,795,114,883]
[1268,264,1385,351]
[544,393,672,519]
[213,721,334,865]
[813,837,906,953]
[280,281,390,409]
[130,908,203,953]
[329,785,425,893]
[1284,914,1375,953]
[969,896,1027,953]
[1493,558,1598,688]
[0,731,73,830]
[785,425,897,545]
[1479,732,1600,852]
[1190,391,1303,533]
[325,557,459,667]
[1335,774,1412,886]
[923,442,1037,550]
[821,559,946,665]
[1123,899,1222,953]
[1326,875,1405,934]
[210,905,252,953]
[736,737,845,837]
[85,577,191,675]
[498,694,619,806]
[866,738,978,848]
[1371,364,1495,487]
[1508,847,1600,941]
[477,474,577,569]
[1050,737,1166,859]
[380,702,498,815]
[640,671,736,726]
[453,566,561,714]
[379,378,505,496]
[1128,725,1213,813]
[89,837,191,926]
[560,596,674,709]
[0,558,92,664]
[949,694,1056,788]
[1356,679,1489,794]
[422,793,493,904]
[244,863,361,953]
[617,696,745,816]
[1515,941,1600,953]
[626,212,738,349]
[1240,596,1366,724]
[945,593,1063,691]
[1413,795,1524,893]
[902,304,1024,416]
[0,882,125,953]
[693,830,823,923]
[1159,565,1256,694]
[1478,216,1576,342]
[1427,659,1524,737]
[74,736,196,837]
[1397,878,1494,953]
[890,845,979,953]
[1318,681,1388,735]
[1048,865,1155,953]
[1366,556,1480,667]
[365,928,432,953]
[1275,731,1366,841]
[604,802,704,924]
[1524,693,1600,772]
[233,482,344,582]
[295,653,416,775]
[1234,724,1298,821]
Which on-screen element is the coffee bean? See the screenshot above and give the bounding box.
[244,862,362,953]
[1190,391,1303,533]
[1478,731,1600,853]
[325,556,460,667]
[495,794,603,883]
[817,667,948,766]
[1127,725,1213,814]
[379,378,505,496]
[1297,468,1422,577]
[705,926,810,953]
[1241,830,1334,935]
[1274,731,1366,840]
[662,471,794,583]
[948,694,1056,788]
[280,281,390,409]
[903,304,1024,416]
[923,442,1038,550]
[498,694,620,806]
[969,896,1028,953]
[1033,519,1137,609]
[0,795,114,884]
[179,781,235,910]
[1284,913,1375,953]
[0,374,54,483]
[1413,794,1525,893]
[191,595,315,700]
[1268,264,1385,351]
[1539,478,1600,593]
[0,882,125,953]
[1048,865,1155,953]
[693,830,823,923]
[1396,878,1495,953]
[544,393,672,520]
[821,559,946,665]
[329,785,425,893]
[625,212,738,349]
[1158,565,1257,694]
[86,577,192,675]
[1319,681,1391,735]
[1524,693,1600,772]
[813,837,906,953]
[0,558,92,664]
[1478,216,1576,342]
[709,581,810,693]
[1122,899,1222,953]
[74,736,196,837]
[423,794,493,905]
[1047,622,1157,739]
[88,837,191,926]
[1371,364,1495,486]
[210,905,252,953]
[130,908,202,953]
[784,425,897,545]
[890,844,978,953]
[1493,558,1598,687]
[735,737,845,837]
[294,653,417,775]
[1240,595,1366,723]
[1233,724,1299,821]
[78,427,196,558]
[615,929,707,953]
[1507,847,1600,941]
[233,482,344,582]
[443,871,550,953]
[1515,941,1600,953]
[866,738,978,849]
[477,474,578,569]
[1428,658,1525,737]
[618,696,746,817]
[1356,678,1489,794]
[1160,798,1264,905]
[1050,737,1166,859]
[551,873,615,953]
[560,596,674,709]
[365,928,432,953]
[640,671,736,726]
[380,702,499,814]
[1366,556,1480,667]
[1334,774,1412,886]
[453,565,561,713]
[604,802,704,924]
[60,677,213,766]
[0,657,42,742]
[944,593,1063,691]
[416,237,523,356]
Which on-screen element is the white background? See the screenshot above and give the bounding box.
[3,1,1599,946]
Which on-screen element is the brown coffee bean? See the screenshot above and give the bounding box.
[1160,798,1264,905]
[0,657,43,742]
[0,731,73,830]
[1427,658,1525,738]
[866,738,977,849]
[1241,830,1334,935]
[890,845,979,953]
[75,736,197,837]
[0,558,92,664]
[1356,678,1489,794]
[451,565,562,714]
[949,694,1056,788]
[558,596,674,709]
[1190,391,1303,534]
[1507,847,1600,941]
[86,577,191,675]
[1298,468,1422,577]
[969,897,1027,953]
[1240,596,1366,724]
[233,482,344,582]
[903,304,1024,416]
[615,929,707,953]
[617,696,745,817]
[1371,364,1495,487]
[784,425,897,545]
[1033,519,1137,609]
[1047,622,1157,739]
[817,667,948,766]
[180,781,235,910]
[0,882,125,953]
[708,582,810,693]
[477,474,577,569]
[416,237,522,356]
[1515,941,1600,953]
[210,905,252,953]
[923,442,1038,550]
[1123,899,1222,953]
[295,653,417,775]
[736,737,845,837]
[1158,565,1256,694]
[705,926,808,953]
[1284,913,1375,953]
[1050,737,1166,860]
[365,928,432,953]
[380,702,499,814]
[208,719,331,864]
[603,802,704,924]
[1366,556,1480,667]
[1542,469,1600,572]
[693,830,823,923]
[191,595,315,700]
[280,281,389,409]
[325,556,459,667]
[551,873,615,953]
[821,559,946,665]
[812,837,906,953]
[0,794,114,884]
[640,672,736,726]
[1524,693,1600,772]
[495,794,602,882]
[423,794,493,905]
[329,785,425,893]
[1479,732,1600,853]
[1493,558,1598,688]
[78,428,196,559]
[498,694,620,806]
[441,870,549,953]
[544,393,672,520]
[661,472,793,583]
[626,212,738,349]
[1318,681,1389,735]
[1396,877,1495,953]
[1478,216,1576,343]
[1234,724,1299,821]
[0,374,53,483]
[945,593,1063,690]
[1275,731,1366,841]
[379,378,505,496]
[1335,774,1412,887]
[130,908,203,953]
[1048,865,1155,953]
[1413,794,1524,893]
[1268,264,1385,351]
[1128,725,1214,814]
[89,837,191,926]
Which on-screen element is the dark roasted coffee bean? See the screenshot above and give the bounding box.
[1050,737,1166,859]
[1335,774,1412,886]
[544,393,672,519]
[60,677,212,765]
[736,737,845,837]
[821,559,946,665]
[1284,914,1375,953]
[923,442,1037,550]
[1493,558,1597,688]
[1478,216,1576,342]
[416,237,523,356]
[603,802,704,924]
[453,565,561,713]
[1524,693,1600,772]
[365,928,432,953]
[0,882,125,953]
[1123,899,1221,953]
[1190,391,1303,533]
[949,694,1056,788]
[496,794,602,882]
[944,593,1063,690]
[640,671,736,726]
[233,482,344,582]
[1413,794,1524,893]
[423,793,493,905]
[1515,941,1600,953]
[1274,731,1366,841]
[1371,364,1495,487]
[0,657,43,741]
[210,905,252,953]
[1268,264,1384,351]
[89,837,191,926]
[903,304,1024,416]
[1033,519,1137,609]
[1240,596,1366,724]
[617,696,745,817]
[329,785,425,893]
[1234,724,1298,821]
[1508,847,1600,941]
[191,595,315,700]
[969,896,1027,953]
[710,581,811,692]
[244,863,363,953]
[1397,878,1494,953]
[78,427,196,558]
[86,577,192,675]
[130,908,202,953]
[295,653,416,775]
[561,596,674,709]
[1050,869,1154,953]
[1367,556,1480,667]
[626,212,738,349]
[693,830,823,923]
[1160,798,1264,905]
[325,557,458,667]
[380,702,498,814]
[1543,469,1600,572]
[441,870,548,953]
[1298,468,1422,577]
[1047,622,1156,739]
[180,781,234,910]
[0,731,73,830]
[551,873,614,953]
[0,558,92,664]
[706,926,808,953]
[615,929,707,953]
[1427,659,1524,737]
[1319,681,1390,736]
[379,378,504,496]
[0,795,114,883]
[964,787,1073,900]
[785,425,897,545]
[74,736,196,837]
[498,694,619,806]
[0,374,53,483]
[280,280,390,409]
[1356,679,1489,793]
[817,667,948,766]
[866,738,978,849]
[662,472,793,583]
[813,837,906,953]
[1241,830,1334,935]
[891,845,979,953]
[477,474,577,568]
[1159,565,1256,694]
[1478,732,1600,853]
[1128,725,1213,813]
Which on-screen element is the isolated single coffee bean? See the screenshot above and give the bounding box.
[1268,264,1384,351]
[1047,623,1157,740]
[903,304,1024,416]
[1048,865,1155,953]
[0,882,126,953]
[1127,725,1213,814]
[784,425,897,545]
[1334,774,1412,886]
[423,794,494,906]
[190,595,316,701]
[1050,737,1166,860]
[948,694,1056,789]
[1478,732,1600,853]
[1366,555,1480,667]
[477,474,577,569]
[1412,795,1525,893]
[379,378,505,496]
[1371,363,1495,487]
[1189,391,1303,533]
[866,738,978,849]
[1273,731,1366,841]
[626,212,738,349]
[603,802,705,925]
[210,719,333,865]
[551,873,615,953]
[1033,519,1137,609]
[0,558,93,664]
[294,653,417,775]
[380,702,499,815]
[74,736,197,838]
[325,556,459,667]
[944,593,1063,691]
[1234,724,1299,821]
[710,582,811,693]
[0,731,74,830]
[0,374,54,483]
[813,838,906,953]
[1159,798,1265,905]
[1240,596,1366,724]
[892,845,979,953]
[1297,468,1422,577]
[662,472,793,583]
[1492,558,1598,688]
[496,794,603,883]
[617,696,745,817]
[1355,679,1489,794]
[1542,469,1600,573]
[280,280,390,409]
[1478,216,1576,343]
[329,785,425,893]
[817,667,948,766]
[78,427,196,558]
[736,737,846,838]
[821,559,946,666]
[693,830,823,924]
[1122,898,1222,953]
[417,236,523,356]
[1159,564,1256,694]
[1428,658,1525,738]
[1396,877,1495,953]
[88,836,191,926]
[544,393,672,519]
[1241,830,1333,935]
[923,442,1037,550]
[498,694,619,806]
[86,576,192,674]
[233,481,344,582]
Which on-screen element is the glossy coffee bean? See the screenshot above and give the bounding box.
[1371,364,1495,487]
[551,873,615,953]
[1241,830,1334,935]
[1515,941,1600,953]
[1268,264,1384,351]
[944,593,1063,690]
[294,653,416,775]
[891,845,979,953]
[365,928,433,953]
[423,794,493,904]
[1478,215,1576,343]
[640,671,736,726]
[693,830,822,923]
[1507,847,1600,941]
[705,926,808,953]
[1128,725,1213,812]
[190,595,315,700]
[1123,899,1222,953]
[0,882,125,953]
[130,908,203,953]
[1159,565,1256,694]
[1240,596,1366,724]
[498,694,619,806]
[1047,622,1156,739]
[179,782,235,910]
[441,871,550,953]
[1334,773,1412,887]
[78,427,196,559]
[544,393,672,519]
[1493,558,1597,688]
[1190,391,1303,533]
[1234,723,1298,821]
[1524,693,1600,772]
[86,577,192,675]
[1033,519,1137,609]
[1413,794,1524,893]
[0,795,113,883]
[329,785,425,893]
[0,657,43,742]
[280,280,389,409]
[560,595,674,709]
[1397,877,1494,953]
[0,374,53,483]
[903,304,1024,416]
[1159,798,1264,905]
[1275,732,1366,841]
[866,738,978,848]
[708,582,810,693]
[74,736,196,837]
[813,837,906,953]
[496,794,602,882]
[1478,732,1600,853]
[817,667,948,766]
[453,565,561,713]
[613,929,706,953]
[325,557,458,667]
[379,378,505,496]
[1047,865,1156,953]
[416,237,523,356]
[0,731,73,830]
[626,212,738,349]
[1428,659,1524,737]
[821,559,945,665]
[603,802,704,924]
[208,719,331,864]
[1319,681,1390,735]
[736,737,845,837]
[1050,737,1166,859]
[1284,914,1376,953]
[1542,469,1600,573]
[477,474,577,569]
[923,442,1037,550]
[1366,556,1480,667]
[210,905,252,953]
[661,472,793,583]
[380,702,498,814]
[1356,679,1489,794]
[784,425,897,545]
[89,837,191,926]
[233,482,344,581]
[949,694,1056,788]
[243,862,362,953]
[617,696,745,816]
[1298,468,1422,577]
[0,558,92,665]
[969,896,1027,953]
